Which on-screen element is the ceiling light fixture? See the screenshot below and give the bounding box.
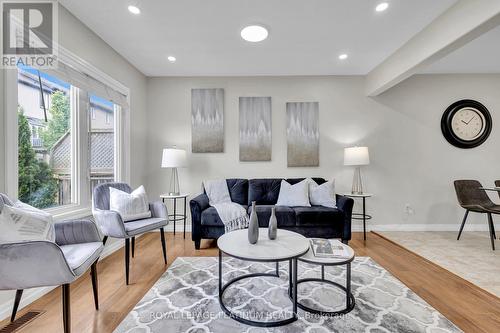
[241,25,268,42]
[338,54,348,60]
[375,2,389,12]
[128,5,141,15]
[167,56,176,62]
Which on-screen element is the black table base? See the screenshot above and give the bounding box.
[293,263,355,316]
[218,251,299,327]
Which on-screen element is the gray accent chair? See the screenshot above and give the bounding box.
[0,193,104,333]
[92,183,168,285]
[454,180,497,250]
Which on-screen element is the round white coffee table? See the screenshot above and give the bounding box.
[217,228,309,327]
[297,242,356,316]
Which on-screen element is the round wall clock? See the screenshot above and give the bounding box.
[441,99,492,149]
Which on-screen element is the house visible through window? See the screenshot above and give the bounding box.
[16,64,124,211]
[18,65,72,208]
[89,94,115,196]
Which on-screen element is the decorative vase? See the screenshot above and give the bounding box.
[268,206,277,240]
[248,201,259,244]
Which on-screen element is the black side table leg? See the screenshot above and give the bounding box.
[288,259,293,298]
[321,265,325,280]
[363,197,366,241]
[173,198,177,235]
[183,197,187,239]
[292,258,298,317]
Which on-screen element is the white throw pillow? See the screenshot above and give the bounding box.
[109,185,151,222]
[0,203,55,243]
[276,180,311,207]
[308,179,336,208]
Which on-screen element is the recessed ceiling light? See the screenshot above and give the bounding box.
[128,5,140,15]
[241,25,268,42]
[375,2,389,12]
[167,56,176,62]
[338,54,348,60]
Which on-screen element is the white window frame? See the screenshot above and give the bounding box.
[3,45,131,219]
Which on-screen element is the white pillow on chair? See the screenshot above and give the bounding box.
[308,179,336,208]
[276,180,311,207]
[109,185,151,222]
[0,203,55,243]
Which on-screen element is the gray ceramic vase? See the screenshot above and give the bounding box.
[268,206,277,240]
[248,201,259,244]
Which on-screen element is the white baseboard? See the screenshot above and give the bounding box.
[0,238,125,322]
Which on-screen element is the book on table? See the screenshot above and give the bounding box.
[309,238,350,258]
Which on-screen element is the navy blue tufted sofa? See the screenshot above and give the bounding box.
[190,178,354,249]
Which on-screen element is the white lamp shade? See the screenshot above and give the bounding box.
[161,148,187,168]
[344,146,370,166]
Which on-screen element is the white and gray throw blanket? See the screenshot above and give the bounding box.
[203,179,249,232]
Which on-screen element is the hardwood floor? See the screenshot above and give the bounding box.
[1,231,499,333]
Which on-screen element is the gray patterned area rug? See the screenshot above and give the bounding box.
[115,257,461,333]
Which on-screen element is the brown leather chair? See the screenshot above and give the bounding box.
[454,180,497,250]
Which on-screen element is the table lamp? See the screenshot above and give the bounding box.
[344,146,370,194]
[161,147,187,195]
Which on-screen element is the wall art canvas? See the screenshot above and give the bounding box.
[239,97,272,161]
[286,102,319,167]
[191,88,224,153]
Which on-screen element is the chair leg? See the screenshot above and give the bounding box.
[90,262,99,310]
[131,237,135,258]
[160,228,167,265]
[62,284,70,333]
[102,236,108,246]
[487,213,496,251]
[10,289,23,322]
[125,238,130,285]
[491,215,497,239]
[457,210,469,240]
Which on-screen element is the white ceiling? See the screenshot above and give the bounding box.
[423,24,500,74]
[60,0,457,77]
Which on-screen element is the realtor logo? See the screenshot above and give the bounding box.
[1,0,58,68]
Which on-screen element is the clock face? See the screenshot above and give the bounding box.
[441,100,492,149]
[450,107,486,141]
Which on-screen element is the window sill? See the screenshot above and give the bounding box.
[48,205,93,221]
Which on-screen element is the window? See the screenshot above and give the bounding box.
[89,94,116,196]
[7,55,130,215]
[18,66,72,208]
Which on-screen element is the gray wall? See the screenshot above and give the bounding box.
[0,5,148,320]
[146,75,500,230]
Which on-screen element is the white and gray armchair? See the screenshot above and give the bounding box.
[92,183,168,285]
[0,193,104,333]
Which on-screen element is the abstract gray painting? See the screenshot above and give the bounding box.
[191,88,224,153]
[239,97,272,161]
[286,102,319,167]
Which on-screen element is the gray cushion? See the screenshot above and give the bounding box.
[293,206,344,226]
[60,241,103,276]
[124,217,167,236]
[248,205,296,227]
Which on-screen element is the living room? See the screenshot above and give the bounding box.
[1,1,499,332]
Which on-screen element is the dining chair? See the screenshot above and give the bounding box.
[0,193,104,333]
[454,180,497,250]
[92,183,168,285]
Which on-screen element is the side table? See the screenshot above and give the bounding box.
[160,193,190,238]
[342,193,373,241]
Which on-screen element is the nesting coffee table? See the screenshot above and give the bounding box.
[296,243,355,316]
[217,228,309,327]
